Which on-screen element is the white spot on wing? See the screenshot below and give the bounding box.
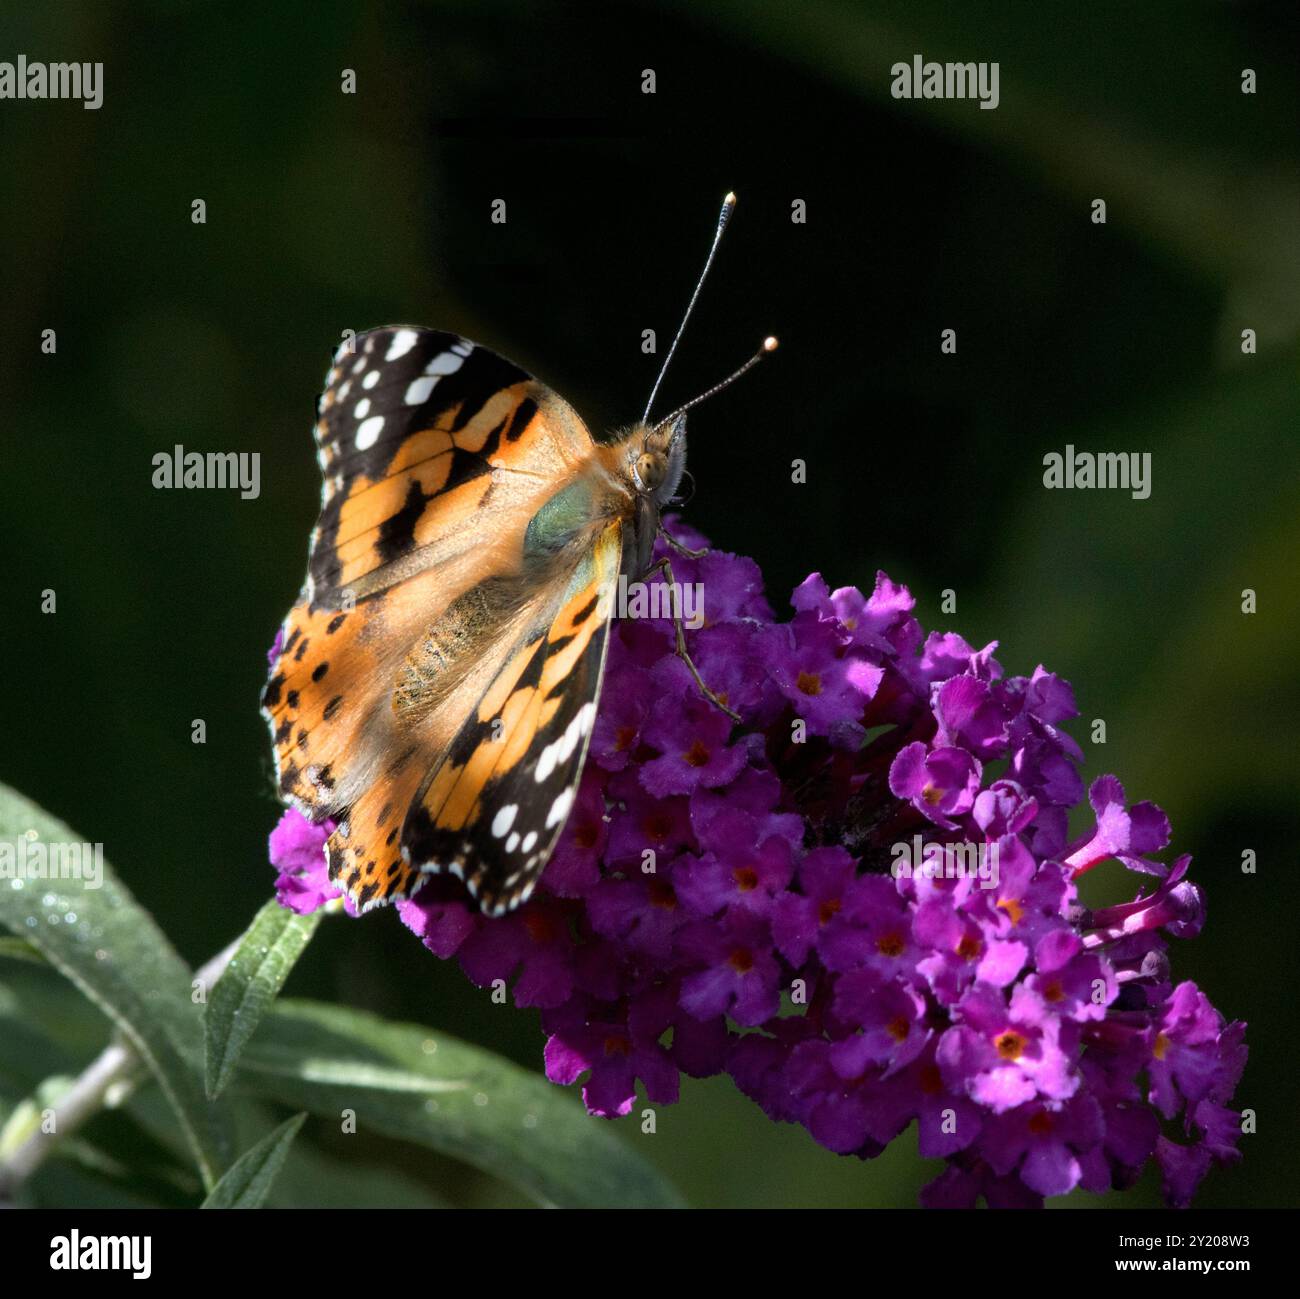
[424,350,466,376]
[354,397,371,419]
[363,369,381,390]
[405,375,437,405]
[355,415,384,450]
[546,788,575,829]
[386,329,418,361]
[492,804,518,839]
[557,712,583,763]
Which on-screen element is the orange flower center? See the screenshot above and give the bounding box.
[796,670,822,696]
[876,931,905,958]
[994,1030,1027,1061]
[642,811,673,841]
[648,879,677,909]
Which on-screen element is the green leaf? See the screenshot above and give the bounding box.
[205,900,320,1100]
[2,963,121,1092]
[0,964,112,1106]
[0,782,233,1188]
[200,1113,305,1208]
[126,1084,450,1208]
[236,999,684,1209]
[266,1136,454,1209]
[0,936,46,964]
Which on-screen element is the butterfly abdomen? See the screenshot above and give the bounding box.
[392,576,523,724]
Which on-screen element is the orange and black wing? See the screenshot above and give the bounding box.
[262,328,597,879]
[305,327,591,607]
[397,519,624,915]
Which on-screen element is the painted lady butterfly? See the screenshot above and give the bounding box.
[262,194,775,916]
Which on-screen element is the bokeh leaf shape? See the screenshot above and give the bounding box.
[200,1112,305,1208]
[235,999,685,1209]
[0,781,233,1188]
[204,900,321,1100]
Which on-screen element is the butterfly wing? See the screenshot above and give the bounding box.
[262,328,603,906]
[398,518,623,915]
[306,327,591,606]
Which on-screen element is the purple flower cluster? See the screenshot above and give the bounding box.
[268,523,1246,1207]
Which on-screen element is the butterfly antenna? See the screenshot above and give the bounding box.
[642,191,737,423]
[655,336,779,428]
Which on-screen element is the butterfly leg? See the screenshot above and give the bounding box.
[642,555,741,723]
[659,528,708,560]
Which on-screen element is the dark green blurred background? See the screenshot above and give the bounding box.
[2,0,1297,1208]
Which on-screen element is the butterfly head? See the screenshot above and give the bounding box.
[631,413,688,506]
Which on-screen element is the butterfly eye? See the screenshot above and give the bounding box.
[635,451,666,493]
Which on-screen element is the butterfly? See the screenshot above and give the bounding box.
[262,193,775,917]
